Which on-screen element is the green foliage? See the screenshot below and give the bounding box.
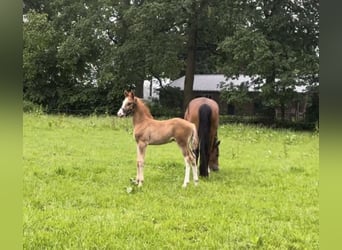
[23,0,187,113]
[219,29,273,77]
[158,86,183,109]
[220,80,253,106]
[219,115,317,131]
[217,0,319,119]
[148,101,182,118]
[23,100,45,114]
[146,86,183,117]
[23,10,58,105]
[305,87,319,123]
[23,0,319,119]
[24,114,318,249]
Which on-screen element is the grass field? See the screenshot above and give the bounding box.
[23,113,319,249]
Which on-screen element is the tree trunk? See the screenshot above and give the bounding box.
[280,102,285,121]
[280,85,286,121]
[182,0,208,113]
[183,16,197,113]
[135,79,144,98]
[265,72,276,122]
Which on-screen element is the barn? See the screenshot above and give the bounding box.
[168,74,260,115]
[167,74,313,121]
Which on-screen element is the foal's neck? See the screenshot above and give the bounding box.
[133,98,153,125]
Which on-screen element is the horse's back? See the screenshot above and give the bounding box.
[185,97,219,127]
[187,97,219,110]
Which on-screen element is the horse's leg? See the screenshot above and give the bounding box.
[136,141,147,187]
[209,129,218,171]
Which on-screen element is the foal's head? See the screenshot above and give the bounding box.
[117,91,136,117]
[209,139,220,171]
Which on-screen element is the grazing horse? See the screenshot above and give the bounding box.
[117,90,199,187]
[184,97,220,177]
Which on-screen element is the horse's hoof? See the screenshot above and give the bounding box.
[182,183,188,188]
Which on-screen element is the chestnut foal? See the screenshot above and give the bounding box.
[117,91,199,187]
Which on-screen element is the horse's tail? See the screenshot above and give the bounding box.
[198,104,212,177]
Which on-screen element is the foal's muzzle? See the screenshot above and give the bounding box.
[117,108,126,117]
[117,107,134,117]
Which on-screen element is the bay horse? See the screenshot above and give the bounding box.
[184,97,220,177]
[117,90,199,188]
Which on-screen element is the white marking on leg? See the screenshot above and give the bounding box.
[192,163,199,186]
[183,158,190,188]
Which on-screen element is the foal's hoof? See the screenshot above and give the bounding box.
[182,183,189,188]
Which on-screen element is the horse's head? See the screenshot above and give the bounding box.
[117,90,136,117]
[209,139,220,171]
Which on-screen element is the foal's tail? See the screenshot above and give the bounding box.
[188,123,199,162]
[198,104,212,177]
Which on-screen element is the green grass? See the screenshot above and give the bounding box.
[23,113,319,249]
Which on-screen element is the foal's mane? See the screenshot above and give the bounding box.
[135,97,153,118]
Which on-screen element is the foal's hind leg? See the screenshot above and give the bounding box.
[182,156,191,188]
[179,144,191,187]
[183,155,198,187]
[181,148,198,187]
[191,160,199,186]
[189,150,199,186]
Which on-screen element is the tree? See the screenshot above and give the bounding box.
[24,0,318,119]
[23,1,127,113]
[218,0,319,121]
[23,10,59,108]
[23,0,237,114]
[104,0,184,97]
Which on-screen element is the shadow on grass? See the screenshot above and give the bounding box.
[208,166,252,186]
[147,160,254,186]
[126,159,256,191]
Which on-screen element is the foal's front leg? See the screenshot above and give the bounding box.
[136,141,147,187]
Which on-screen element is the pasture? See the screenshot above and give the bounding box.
[23,113,319,249]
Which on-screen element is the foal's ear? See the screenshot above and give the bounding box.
[124,90,129,97]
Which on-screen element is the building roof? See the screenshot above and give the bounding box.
[168,74,309,93]
[169,74,257,91]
